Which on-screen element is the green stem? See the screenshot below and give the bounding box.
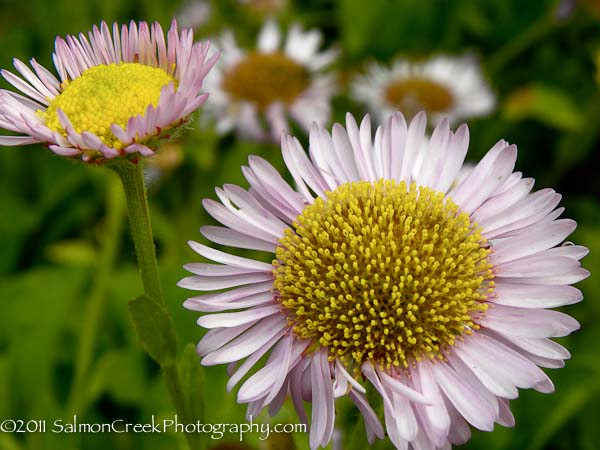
[67,177,125,416]
[109,159,201,450]
[487,5,558,75]
[109,159,164,305]
[164,364,196,434]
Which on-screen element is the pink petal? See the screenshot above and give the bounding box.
[196,304,280,329]
[482,304,580,338]
[492,282,583,308]
[187,240,274,271]
[178,272,273,291]
[430,361,495,431]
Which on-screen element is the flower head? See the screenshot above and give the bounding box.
[352,55,495,125]
[203,21,337,143]
[180,111,588,450]
[0,20,218,162]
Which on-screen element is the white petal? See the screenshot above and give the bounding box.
[495,255,583,279]
[178,272,273,291]
[201,316,287,365]
[378,370,430,404]
[197,305,280,328]
[399,111,427,183]
[491,219,577,265]
[430,361,495,431]
[348,390,385,441]
[226,331,289,391]
[481,304,579,338]
[183,262,264,276]
[188,240,273,271]
[449,144,517,214]
[491,282,582,308]
[257,21,281,52]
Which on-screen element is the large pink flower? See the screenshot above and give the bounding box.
[180,111,588,449]
[0,20,217,162]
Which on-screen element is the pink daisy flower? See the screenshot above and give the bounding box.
[180,111,589,449]
[0,20,218,162]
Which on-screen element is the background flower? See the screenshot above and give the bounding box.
[202,20,337,142]
[351,55,495,125]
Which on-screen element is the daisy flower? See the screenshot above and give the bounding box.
[203,21,337,142]
[352,55,495,125]
[180,111,589,449]
[0,20,218,162]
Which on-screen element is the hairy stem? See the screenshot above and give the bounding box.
[109,159,200,450]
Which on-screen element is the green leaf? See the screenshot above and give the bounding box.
[0,433,23,450]
[45,239,97,266]
[87,349,148,406]
[128,294,178,366]
[0,267,86,418]
[502,84,584,132]
[526,384,596,450]
[338,0,386,57]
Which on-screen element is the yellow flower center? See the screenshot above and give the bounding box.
[385,78,454,116]
[274,180,493,370]
[44,63,176,148]
[221,52,310,110]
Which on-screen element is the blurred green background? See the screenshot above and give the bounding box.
[0,0,599,449]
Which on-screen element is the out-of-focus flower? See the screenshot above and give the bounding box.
[180,111,588,449]
[238,0,288,15]
[177,1,212,30]
[0,20,218,162]
[352,55,495,125]
[203,21,337,143]
[144,142,185,186]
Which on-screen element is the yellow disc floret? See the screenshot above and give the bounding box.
[44,63,176,148]
[385,78,454,115]
[273,180,493,370]
[221,52,310,110]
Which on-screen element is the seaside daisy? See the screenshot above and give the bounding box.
[352,55,495,125]
[0,20,218,162]
[202,21,337,142]
[180,111,589,449]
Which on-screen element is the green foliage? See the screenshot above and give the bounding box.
[502,84,584,132]
[128,295,178,366]
[0,0,599,450]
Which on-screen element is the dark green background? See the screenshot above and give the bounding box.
[0,0,598,449]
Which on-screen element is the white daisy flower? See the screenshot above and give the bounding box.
[203,21,337,142]
[352,55,495,125]
[180,111,588,449]
[0,20,218,162]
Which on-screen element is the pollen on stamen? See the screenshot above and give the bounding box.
[273,179,493,372]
